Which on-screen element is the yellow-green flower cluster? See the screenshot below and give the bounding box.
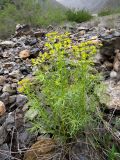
[18,78,31,93]
[32,32,101,66]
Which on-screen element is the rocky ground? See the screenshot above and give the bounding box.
[0,15,120,160]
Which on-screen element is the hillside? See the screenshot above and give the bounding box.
[94,0,120,12]
[104,0,120,9]
[57,0,120,12]
[39,0,65,8]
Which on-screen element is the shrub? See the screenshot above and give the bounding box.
[66,9,92,23]
[18,32,102,143]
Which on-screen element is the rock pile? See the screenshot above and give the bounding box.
[0,24,47,160]
[68,24,120,110]
[0,23,120,159]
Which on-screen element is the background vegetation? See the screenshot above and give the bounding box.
[66,9,92,23]
[0,0,93,39]
[0,0,66,38]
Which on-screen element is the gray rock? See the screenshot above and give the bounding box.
[9,95,17,104]
[11,83,17,90]
[0,76,5,86]
[0,92,9,105]
[0,126,7,145]
[0,69,4,75]
[0,143,10,160]
[3,62,15,69]
[20,66,31,75]
[34,30,46,38]
[102,35,113,40]
[15,24,32,37]
[4,112,15,131]
[113,31,120,37]
[93,53,103,64]
[3,84,16,94]
[30,39,37,46]
[9,70,21,79]
[30,48,40,58]
[97,80,120,110]
[71,142,89,160]
[16,94,28,107]
[0,86,2,92]
[4,70,9,75]
[77,26,88,31]
[0,115,7,125]
[0,41,15,48]
[110,70,117,78]
[18,127,37,148]
[2,51,9,58]
[106,80,120,109]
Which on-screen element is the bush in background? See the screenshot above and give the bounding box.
[66,9,92,23]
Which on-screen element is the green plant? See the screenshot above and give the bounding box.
[66,9,92,23]
[108,145,120,160]
[18,32,102,143]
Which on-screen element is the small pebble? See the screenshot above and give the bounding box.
[0,101,6,116]
[110,70,117,78]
